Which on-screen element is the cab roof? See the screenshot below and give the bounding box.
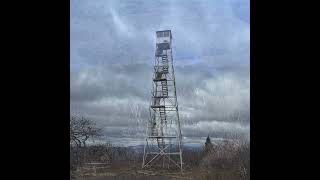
[156,30,171,33]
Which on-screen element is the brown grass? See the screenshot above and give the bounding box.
[71,141,250,180]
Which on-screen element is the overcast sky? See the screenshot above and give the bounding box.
[70,0,250,145]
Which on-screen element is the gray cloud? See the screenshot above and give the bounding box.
[71,0,250,144]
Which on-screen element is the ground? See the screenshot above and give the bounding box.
[72,164,212,180]
[74,166,238,180]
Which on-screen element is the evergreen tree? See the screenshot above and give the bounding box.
[204,135,213,154]
[205,135,211,146]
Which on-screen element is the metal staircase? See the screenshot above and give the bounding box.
[161,80,168,97]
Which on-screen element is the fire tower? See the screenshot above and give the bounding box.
[142,30,183,171]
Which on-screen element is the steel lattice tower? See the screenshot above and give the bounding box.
[142,30,183,171]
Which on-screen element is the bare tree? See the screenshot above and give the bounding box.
[70,115,102,148]
[70,114,103,169]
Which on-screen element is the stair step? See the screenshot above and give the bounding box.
[153,78,167,82]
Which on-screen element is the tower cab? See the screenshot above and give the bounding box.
[156,30,172,56]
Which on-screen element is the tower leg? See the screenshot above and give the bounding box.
[142,139,146,168]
